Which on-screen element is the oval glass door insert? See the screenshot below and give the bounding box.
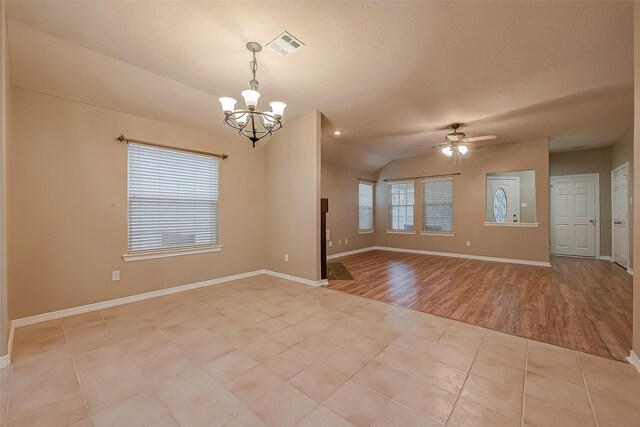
[493,188,507,222]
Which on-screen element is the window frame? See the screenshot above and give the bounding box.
[387,181,415,233]
[421,177,454,236]
[123,143,222,262]
[358,180,375,233]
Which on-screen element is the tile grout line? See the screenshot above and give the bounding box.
[576,352,600,427]
[443,331,482,426]
[98,308,182,425]
[520,340,529,427]
[61,318,94,425]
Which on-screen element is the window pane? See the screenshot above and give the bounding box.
[128,144,219,253]
[389,182,414,230]
[359,182,374,230]
[423,179,453,232]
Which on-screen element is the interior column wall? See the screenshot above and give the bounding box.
[633,3,640,357]
[265,111,322,281]
[0,0,10,358]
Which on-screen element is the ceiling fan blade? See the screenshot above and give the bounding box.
[466,135,497,143]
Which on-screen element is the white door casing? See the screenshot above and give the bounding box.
[550,174,598,257]
[486,177,520,223]
[612,163,630,268]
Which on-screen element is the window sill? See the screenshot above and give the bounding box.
[122,245,223,262]
[358,230,375,234]
[386,230,416,235]
[483,222,540,228]
[420,231,455,236]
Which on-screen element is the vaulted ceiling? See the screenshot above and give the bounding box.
[6,1,634,172]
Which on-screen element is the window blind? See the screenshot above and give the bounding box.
[358,182,374,231]
[389,182,414,231]
[423,178,453,232]
[128,143,219,254]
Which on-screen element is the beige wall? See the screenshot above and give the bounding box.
[633,3,640,357]
[8,88,266,319]
[265,111,321,281]
[374,139,550,263]
[549,148,612,257]
[0,0,9,357]
[321,161,377,256]
[611,127,634,269]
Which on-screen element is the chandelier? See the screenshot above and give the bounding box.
[219,42,286,147]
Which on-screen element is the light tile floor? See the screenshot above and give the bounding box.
[1,274,639,427]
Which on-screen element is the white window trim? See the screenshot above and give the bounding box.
[358,181,375,232]
[123,245,223,262]
[388,181,415,232]
[422,176,454,234]
[483,222,540,228]
[420,231,455,236]
[386,230,416,235]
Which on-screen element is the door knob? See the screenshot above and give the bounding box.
[589,219,595,223]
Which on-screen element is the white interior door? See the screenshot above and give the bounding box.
[612,164,629,268]
[550,175,597,257]
[487,177,520,223]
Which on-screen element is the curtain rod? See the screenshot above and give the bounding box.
[383,172,461,182]
[358,178,376,183]
[116,135,229,160]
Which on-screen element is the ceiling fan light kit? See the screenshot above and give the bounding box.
[219,42,287,147]
[439,123,496,162]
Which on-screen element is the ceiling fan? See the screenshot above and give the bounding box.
[436,123,497,162]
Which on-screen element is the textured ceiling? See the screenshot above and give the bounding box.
[6,1,634,172]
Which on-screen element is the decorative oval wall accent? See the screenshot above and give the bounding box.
[493,188,507,223]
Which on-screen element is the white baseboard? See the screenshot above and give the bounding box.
[0,354,9,368]
[6,268,326,365]
[598,256,613,261]
[628,351,640,374]
[10,270,265,329]
[6,270,326,367]
[327,246,376,260]
[262,270,326,287]
[373,246,552,267]
[627,268,634,276]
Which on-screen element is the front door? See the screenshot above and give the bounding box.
[550,175,597,257]
[612,164,630,268]
[486,177,520,223]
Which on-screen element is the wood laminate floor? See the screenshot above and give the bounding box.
[327,250,633,361]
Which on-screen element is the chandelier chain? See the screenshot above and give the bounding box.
[249,50,259,90]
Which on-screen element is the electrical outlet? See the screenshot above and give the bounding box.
[466,241,471,247]
[345,238,348,244]
[338,240,341,245]
[328,241,333,247]
[284,254,288,262]
[112,271,120,281]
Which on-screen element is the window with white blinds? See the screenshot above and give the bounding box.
[127,143,219,254]
[358,181,374,231]
[389,182,414,231]
[423,177,453,233]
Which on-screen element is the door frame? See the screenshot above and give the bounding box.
[611,162,630,268]
[550,173,600,259]
[487,176,521,223]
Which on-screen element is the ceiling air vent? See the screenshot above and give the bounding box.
[266,31,304,57]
